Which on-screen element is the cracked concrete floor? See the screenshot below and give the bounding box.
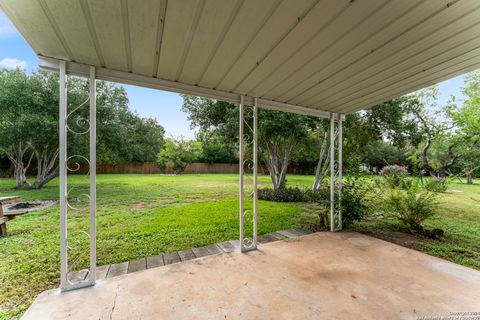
[22,232,480,320]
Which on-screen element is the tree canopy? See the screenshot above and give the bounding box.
[181,95,315,190]
[0,68,165,188]
[156,138,202,174]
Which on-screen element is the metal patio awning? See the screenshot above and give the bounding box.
[1,0,480,117]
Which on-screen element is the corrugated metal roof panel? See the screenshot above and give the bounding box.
[1,0,479,116]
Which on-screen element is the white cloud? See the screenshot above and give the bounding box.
[0,58,27,70]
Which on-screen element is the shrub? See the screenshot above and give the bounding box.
[423,177,448,193]
[156,138,202,174]
[258,187,311,202]
[258,175,372,228]
[379,165,410,188]
[379,165,408,176]
[382,183,438,231]
[339,175,373,227]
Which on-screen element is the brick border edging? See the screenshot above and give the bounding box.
[67,228,313,282]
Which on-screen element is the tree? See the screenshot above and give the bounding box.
[196,130,238,164]
[364,140,409,171]
[362,96,422,148]
[181,95,315,190]
[0,68,165,188]
[413,133,457,178]
[334,96,422,173]
[156,138,202,174]
[0,69,60,188]
[449,71,480,184]
[258,109,315,190]
[411,86,457,178]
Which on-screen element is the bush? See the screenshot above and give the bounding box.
[258,187,313,202]
[379,165,409,188]
[258,175,372,228]
[340,176,373,227]
[423,177,448,193]
[382,183,438,231]
[156,138,202,174]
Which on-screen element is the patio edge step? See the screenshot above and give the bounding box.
[67,228,316,281]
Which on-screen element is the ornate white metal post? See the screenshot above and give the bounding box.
[88,66,97,282]
[330,113,343,232]
[239,95,258,252]
[239,95,245,250]
[59,62,97,291]
[253,98,258,246]
[338,114,343,231]
[59,60,68,289]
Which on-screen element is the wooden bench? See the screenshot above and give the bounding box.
[0,196,22,237]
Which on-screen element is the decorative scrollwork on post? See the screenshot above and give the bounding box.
[66,155,90,174]
[329,113,343,232]
[66,98,91,135]
[66,187,91,212]
[239,96,258,252]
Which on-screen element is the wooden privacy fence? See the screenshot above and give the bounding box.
[72,162,313,175]
[5,162,311,176]
[75,162,241,174]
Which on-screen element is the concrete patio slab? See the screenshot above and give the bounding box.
[22,232,480,320]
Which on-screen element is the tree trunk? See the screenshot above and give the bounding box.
[13,163,28,188]
[28,147,59,189]
[262,138,293,191]
[5,143,33,189]
[467,173,473,184]
[466,165,473,185]
[313,132,328,190]
[312,131,337,191]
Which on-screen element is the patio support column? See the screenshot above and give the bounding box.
[88,66,97,283]
[59,60,67,289]
[330,113,343,232]
[239,95,245,251]
[239,95,258,252]
[329,113,335,232]
[59,61,97,291]
[253,98,258,247]
[338,114,343,231]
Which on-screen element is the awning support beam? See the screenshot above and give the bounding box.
[39,56,336,119]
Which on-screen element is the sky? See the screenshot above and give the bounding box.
[0,10,469,138]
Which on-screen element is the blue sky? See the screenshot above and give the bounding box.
[0,11,468,137]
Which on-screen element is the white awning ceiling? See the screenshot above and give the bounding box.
[1,0,480,117]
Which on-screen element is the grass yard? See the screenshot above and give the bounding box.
[0,173,479,319]
[352,180,480,270]
[0,174,314,319]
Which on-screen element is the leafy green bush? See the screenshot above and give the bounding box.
[156,138,202,174]
[257,187,309,202]
[258,175,372,228]
[382,183,439,231]
[379,165,409,188]
[423,177,448,193]
[339,175,373,227]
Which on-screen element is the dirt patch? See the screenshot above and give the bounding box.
[4,200,55,213]
[354,228,421,251]
[130,203,144,211]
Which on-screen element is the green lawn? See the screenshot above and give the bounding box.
[0,174,315,319]
[352,180,480,270]
[0,174,478,319]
